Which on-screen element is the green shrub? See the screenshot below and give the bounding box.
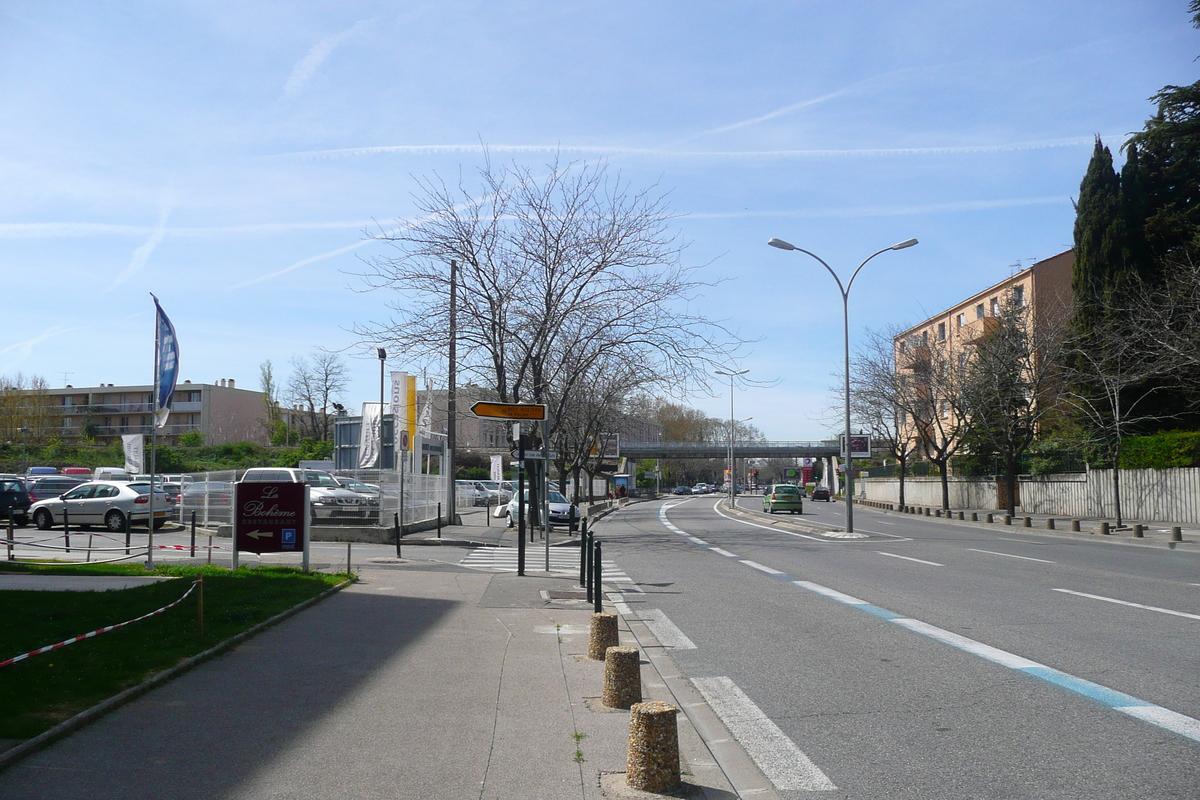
[1119,430,1200,469]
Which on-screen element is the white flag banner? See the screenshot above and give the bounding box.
[358,402,382,468]
[490,455,503,483]
[122,434,144,474]
[390,371,407,452]
[417,388,433,437]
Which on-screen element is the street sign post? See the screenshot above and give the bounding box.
[234,483,308,569]
[471,401,547,420]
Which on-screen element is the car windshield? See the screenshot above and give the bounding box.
[340,479,372,492]
[773,486,799,495]
[521,490,569,504]
[303,471,341,488]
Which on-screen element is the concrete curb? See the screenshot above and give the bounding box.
[0,576,354,773]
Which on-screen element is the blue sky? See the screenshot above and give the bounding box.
[2,1,1196,442]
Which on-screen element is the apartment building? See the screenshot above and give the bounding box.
[42,378,273,446]
[893,249,1074,454]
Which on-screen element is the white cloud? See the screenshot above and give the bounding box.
[108,196,172,291]
[689,196,1071,219]
[0,326,81,374]
[284,19,374,98]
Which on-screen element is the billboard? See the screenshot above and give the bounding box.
[235,482,307,554]
[840,434,872,459]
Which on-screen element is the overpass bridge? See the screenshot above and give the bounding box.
[619,440,841,460]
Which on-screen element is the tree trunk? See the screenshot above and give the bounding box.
[897,456,907,508]
[1005,454,1018,518]
[1112,454,1123,527]
[938,461,950,510]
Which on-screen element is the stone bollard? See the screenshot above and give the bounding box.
[1099,522,1110,535]
[1133,524,1144,538]
[1171,527,1183,542]
[1071,519,1081,532]
[986,513,994,523]
[935,509,941,518]
[924,508,931,516]
[603,646,641,709]
[626,701,681,794]
[1004,515,1012,525]
[1023,516,1032,528]
[588,613,619,660]
[958,511,965,520]
[971,512,979,522]
[1046,518,1056,530]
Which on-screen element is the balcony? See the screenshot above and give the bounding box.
[960,316,999,344]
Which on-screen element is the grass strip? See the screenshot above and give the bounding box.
[0,561,349,740]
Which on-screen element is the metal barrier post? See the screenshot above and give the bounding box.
[579,520,588,587]
[437,502,442,538]
[190,511,197,557]
[125,511,131,556]
[6,509,13,561]
[394,512,402,559]
[63,508,70,553]
[86,531,94,562]
[585,529,594,602]
[593,539,603,614]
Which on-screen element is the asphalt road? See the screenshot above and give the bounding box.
[593,495,1200,799]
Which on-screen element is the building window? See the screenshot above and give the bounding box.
[956,313,964,329]
[922,330,929,345]
[991,298,1000,316]
[1013,285,1025,307]
[976,304,985,320]
[937,322,946,341]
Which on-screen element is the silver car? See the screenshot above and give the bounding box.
[30,480,173,532]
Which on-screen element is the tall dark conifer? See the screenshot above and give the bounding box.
[1071,138,1124,334]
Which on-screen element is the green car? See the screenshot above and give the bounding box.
[762,484,804,514]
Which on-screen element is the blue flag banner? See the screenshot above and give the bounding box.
[152,294,179,429]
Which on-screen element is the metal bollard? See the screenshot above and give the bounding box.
[64,508,71,553]
[1171,527,1182,542]
[190,511,197,557]
[579,525,588,587]
[346,540,353,573]
[394,513,402,558]
[585,529,594,603]
[1046,518,1056,530]
[437,502,442,538]
[588,613,618,660]
[603,646,641,709]
[1133,524,1144,538]
[626,701,681,794]
[6,509,13,561]
[593,539,603,614]
[1071,519,1081,532]
[125,512,131,556]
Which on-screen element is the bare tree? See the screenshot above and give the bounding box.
[960,290,1069,517]
[354,154,742,475]
[849,326,923,508]
[259,359,282,442]
[287,352,348,441]
[897,330,972,510]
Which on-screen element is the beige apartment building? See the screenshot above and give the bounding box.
[41,378,274,446]
[893,249,1074,455]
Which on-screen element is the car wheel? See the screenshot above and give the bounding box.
[34,508,53,530]
[105,510,126,532]
[506,512,514,528]
[153,519,168,530]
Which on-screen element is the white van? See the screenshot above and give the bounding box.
[93,467,133,482]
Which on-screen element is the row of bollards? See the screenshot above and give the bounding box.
[897,503,1185,540]
[588,610,681,794]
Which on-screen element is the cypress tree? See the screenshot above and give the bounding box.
[1071,138,1124,333]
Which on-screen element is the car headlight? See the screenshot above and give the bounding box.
[314,496,336,505]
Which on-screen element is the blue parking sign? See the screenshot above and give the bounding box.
[282,528,296,549]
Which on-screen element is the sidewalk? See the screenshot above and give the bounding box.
[0,503,755,799]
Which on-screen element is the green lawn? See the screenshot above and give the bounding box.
[0,562,349,740]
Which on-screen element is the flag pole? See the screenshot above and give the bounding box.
[147,302,159,570]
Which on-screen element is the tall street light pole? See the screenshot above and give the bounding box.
[377,348,387,469]
[767,237,918,533]
[714,368,749,508]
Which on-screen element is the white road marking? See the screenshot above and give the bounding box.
[793,580,869,606]
[891,618,1042,669]
[876,551,944,567]
[874,521,896,525]
[741,560,785,575]
[692,676,837,792]
[636,608,697,649]
[967,548,1055,564]
[1051,588,1200,621]
[687,536,708,545]
[710,547,738,558]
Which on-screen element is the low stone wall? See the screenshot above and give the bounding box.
[862,477,997,509]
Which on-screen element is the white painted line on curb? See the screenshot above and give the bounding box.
[636,608,697,649]
[876,551,944,567]
[967,548,1055,564]
[692,676,837,792]
[1051,588,1200,621]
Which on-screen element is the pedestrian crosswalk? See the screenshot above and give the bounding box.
[459,546,636,587]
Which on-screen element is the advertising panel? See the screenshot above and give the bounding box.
[235,482,307,554]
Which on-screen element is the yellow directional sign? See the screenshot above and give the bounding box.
[470,401,547,420]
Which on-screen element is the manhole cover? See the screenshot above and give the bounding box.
[547,591,588,600]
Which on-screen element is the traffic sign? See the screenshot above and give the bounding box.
[235,482,307,554]
[471,401,547,420]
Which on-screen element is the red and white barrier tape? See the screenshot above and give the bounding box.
[0,579,203,669]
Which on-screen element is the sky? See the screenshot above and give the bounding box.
[2,1,1197,443]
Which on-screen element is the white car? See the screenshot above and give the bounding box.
[30,480,174,532]
[241,468,368,520]
[476,480,512,504]
[504,489,579,529]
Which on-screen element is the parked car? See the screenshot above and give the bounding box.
[477,481,512,504]
[504,489,578,529]
[672,486,693,495]
[61,467,92,478]
[31,480,173,532]
[454,480,488,506]
[240,468,368,520]
[762,484,804,515]
[331,476,381,506]
[0,477,32,526]
[26,475,87,502]
[179,481,235,524]
[811,486,832,502]
[92,467,133,482]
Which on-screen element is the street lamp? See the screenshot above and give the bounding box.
[767,236,918,533]
[377,348,387,470]
[714,368,749,508]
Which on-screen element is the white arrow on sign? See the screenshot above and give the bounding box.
[243,529,273,540]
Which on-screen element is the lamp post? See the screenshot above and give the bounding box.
[767,237,918,533]
[714,368,749,508]
[376,348,387,470]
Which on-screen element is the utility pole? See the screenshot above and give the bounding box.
[446,259,457,522]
